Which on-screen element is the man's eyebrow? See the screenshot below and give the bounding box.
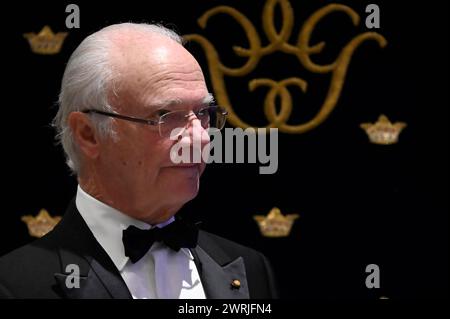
[202,93,215,106]
[150,93,215,110]
[150,99,182,110]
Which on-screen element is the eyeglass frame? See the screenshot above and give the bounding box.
[81,105,228,137]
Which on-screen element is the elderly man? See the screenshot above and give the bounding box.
[0,23,278,299]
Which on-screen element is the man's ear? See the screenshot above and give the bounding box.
[68,112,100,159]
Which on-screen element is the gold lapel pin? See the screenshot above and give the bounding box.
[231,279,241,289]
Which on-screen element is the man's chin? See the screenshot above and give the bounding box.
[164,171,199,195]
[162,164,203,199]
[182,178,201,199]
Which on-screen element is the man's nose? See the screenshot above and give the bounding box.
[186,114,210,146]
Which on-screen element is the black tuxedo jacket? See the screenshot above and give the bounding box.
[0,200,278,299]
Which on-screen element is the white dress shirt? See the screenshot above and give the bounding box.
[75,185,206,299]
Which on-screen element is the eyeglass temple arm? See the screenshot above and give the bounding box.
[82,109,159,126]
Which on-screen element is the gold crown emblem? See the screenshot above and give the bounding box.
[253,207,299,237]
[23,26,68,55]
[360,114,407,145]
[21,209,62,238]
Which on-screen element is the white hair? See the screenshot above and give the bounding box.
[53,23,184,174]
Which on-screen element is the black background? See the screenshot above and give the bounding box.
[0,0,448,299]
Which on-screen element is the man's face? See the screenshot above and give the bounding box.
[96,37,211,223]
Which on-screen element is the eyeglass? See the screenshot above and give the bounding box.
[82,105,228,138]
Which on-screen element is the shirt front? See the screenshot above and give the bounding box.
[75,185,206,299]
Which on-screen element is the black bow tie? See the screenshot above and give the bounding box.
[122,217,199,263]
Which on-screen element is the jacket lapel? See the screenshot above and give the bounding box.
[52,200,132,299]
[54,249,109,299]
[192,235,250,299]
[52,200,251,299]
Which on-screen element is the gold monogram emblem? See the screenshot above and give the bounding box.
[23,26,68,55]
[254,207,299,237]
[185,0,387,133]
[360,114,407,145]
[21,209,62,238]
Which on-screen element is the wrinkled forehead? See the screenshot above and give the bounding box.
[110,37,210,113]
[116,68,211,114]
